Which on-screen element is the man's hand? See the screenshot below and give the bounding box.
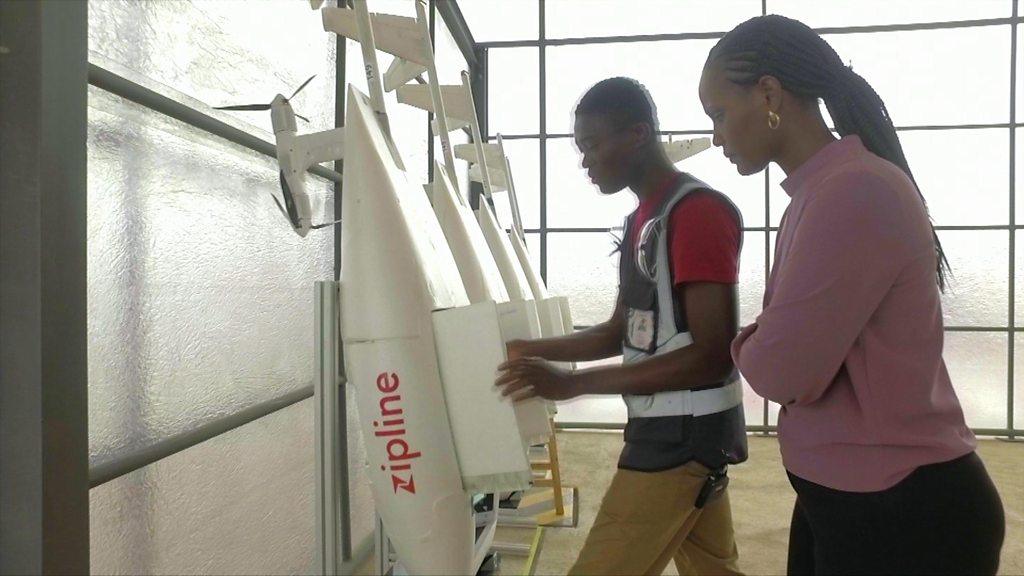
[505,339,529,361]
[495,357,583,402]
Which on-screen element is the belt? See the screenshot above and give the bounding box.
[624,379,742,419]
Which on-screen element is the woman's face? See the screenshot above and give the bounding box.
[698,60,776,176]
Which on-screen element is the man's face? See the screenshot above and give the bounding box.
[573,112,641,195]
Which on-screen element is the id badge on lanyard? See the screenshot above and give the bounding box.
[626,307,657,352]
[625,217,662,354]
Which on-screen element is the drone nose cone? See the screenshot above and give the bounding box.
[340,86,476,575]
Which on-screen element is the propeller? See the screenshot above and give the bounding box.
[289,74,316,100]
[274,170,342,232]
[214,74,316,122]
[217,75,342,235]
[214,103,271,112]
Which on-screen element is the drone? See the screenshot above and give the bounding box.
[215,75,345,237]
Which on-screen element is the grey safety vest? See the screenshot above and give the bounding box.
[617,174,748,471]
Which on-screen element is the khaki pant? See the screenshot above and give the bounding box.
[568,461,742,576]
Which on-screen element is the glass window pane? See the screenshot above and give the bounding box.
[768,401,782,426]
[546,137,639,228]
[488,48,540,136]
[545,39,719,136]
[767,0,1009,27]
[547,232,621,326]
[1018,27,1024,121]
[433,8,473,196]
[940,231,1009,328]
[900,129,1008,227]
[822,27,1010,126]
[491,190,517,230]
[525,232,543,280]
[554,358,627,425]
[773,130,1009,227]
[740,231,768,327]
[87,89,333,464]
[770,127,1007,228]
[459,0,539,42]
[1014,335,1024,431]
[1016,234,1024,327]
[548,230,757,326]
[944,332,1008,430]
[435,6,469,85]
[1016,128,1024,226]
[90,399,316,574]
[741,377,766,427]
[345,40,431,184]
[500,138,541,230]
[88,0,338,135]
[545,0,760,40]
[768,165,789,228]
[342,1,429,182]
[770,163,798,226]
[681,142,766,228]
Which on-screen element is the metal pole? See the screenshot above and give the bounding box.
[496,133,526,240]
[351,0,405,171]
[1,1,89,571]
[417,0,461,191]
[434,0,478,68]
[352,0,387,117]
[463,71,495,202]
[88,65,343,184]
[538,0,548,283]
[332,14,353,558]
[316,282,343,575]
[1007,0,1018,440]
[89,386,314,488]
[469,47,488,210]
[476,17,1024,49]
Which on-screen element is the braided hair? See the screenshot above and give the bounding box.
[707,15,950,290]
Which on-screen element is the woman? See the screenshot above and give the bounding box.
[698,15,1004,575]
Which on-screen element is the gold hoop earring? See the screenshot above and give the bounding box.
[768,110,781,130]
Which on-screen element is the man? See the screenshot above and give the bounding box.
[495,77,747,575]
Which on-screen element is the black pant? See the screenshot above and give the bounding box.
[786,452,1004,575]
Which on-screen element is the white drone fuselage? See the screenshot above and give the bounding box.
[270,94,346,237]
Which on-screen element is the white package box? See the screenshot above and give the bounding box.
[496,299,552,445]
[433,301,533,493]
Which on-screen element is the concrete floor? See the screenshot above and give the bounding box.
[501,431,1023,576]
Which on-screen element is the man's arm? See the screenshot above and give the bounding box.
[505,295,625,363]
[497,282,737,400]
[577,282,737,394]
[497,189,741,401]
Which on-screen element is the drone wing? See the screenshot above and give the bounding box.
[454,142,503,167]
[321,7,430,66]
[384,57,427,92]
[663,137,712,164]
[396,83,475,128]
[292,127,347,168]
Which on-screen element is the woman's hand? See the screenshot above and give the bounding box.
[495,357,583,402]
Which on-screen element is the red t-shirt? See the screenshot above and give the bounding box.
[630,175,740,286]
